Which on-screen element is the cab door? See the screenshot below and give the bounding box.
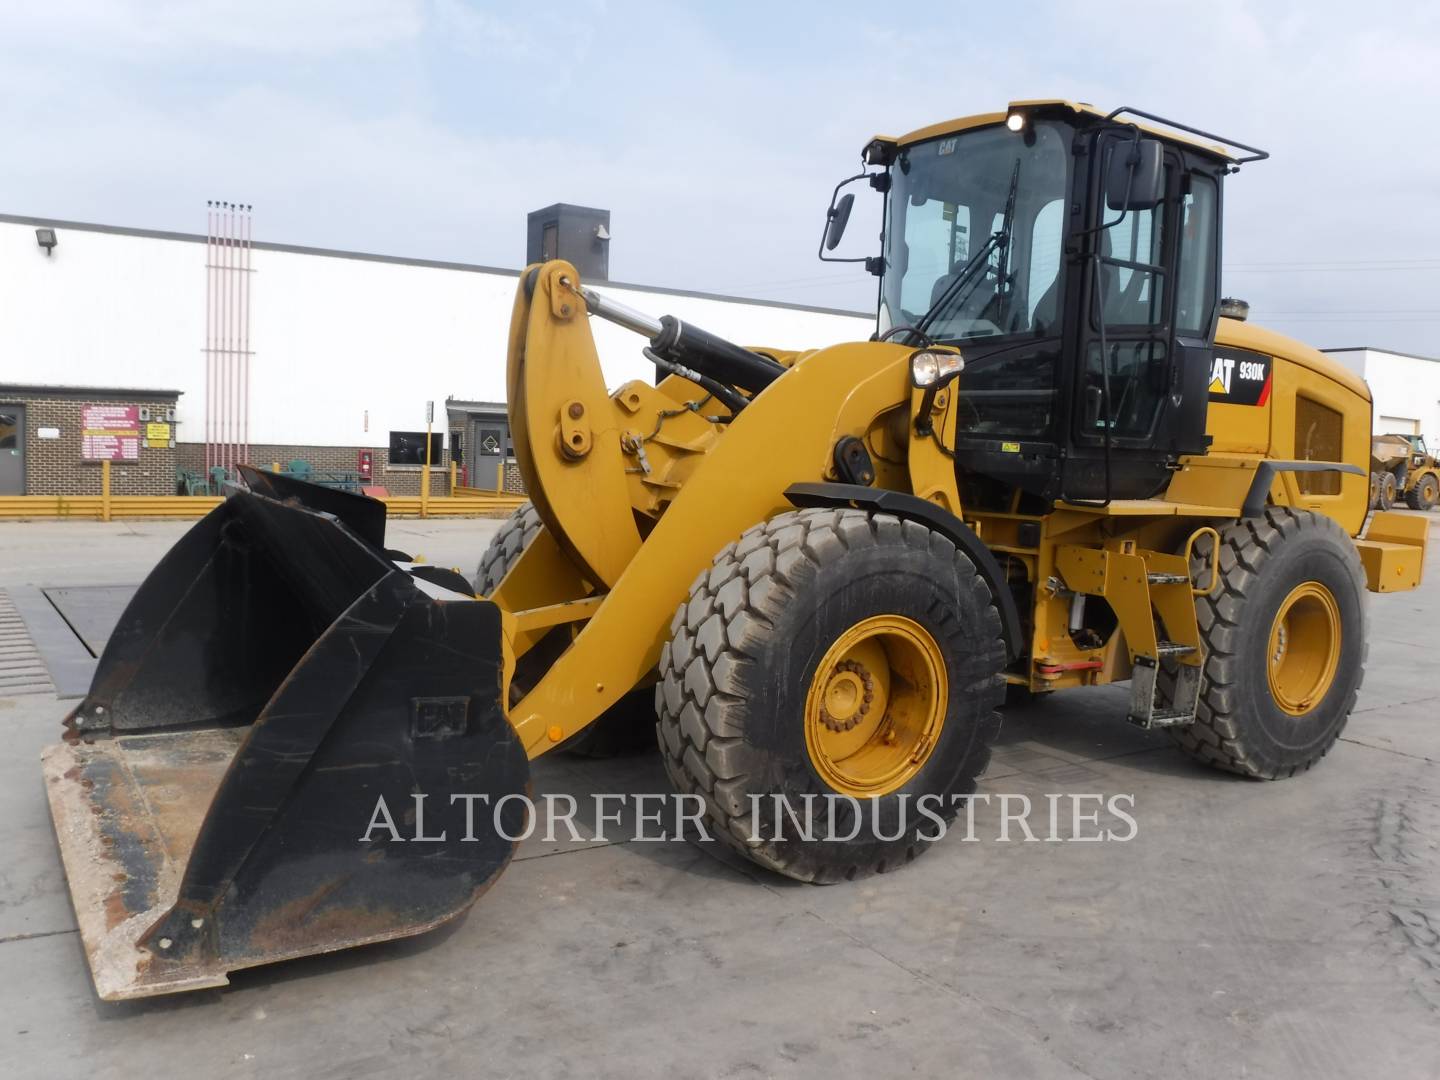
[1062,132,1222,501]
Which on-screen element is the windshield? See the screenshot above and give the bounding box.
[881,121,1071,342]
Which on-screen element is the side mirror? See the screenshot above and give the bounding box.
[825,193,855,251]
[1106,137,1164,211]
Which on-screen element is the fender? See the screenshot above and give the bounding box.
[784,482,1023,661]
[1242,459,1366,518]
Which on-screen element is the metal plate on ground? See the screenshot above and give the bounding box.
[42,585,137,657]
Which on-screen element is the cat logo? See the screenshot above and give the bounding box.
[1208,349,1272,406]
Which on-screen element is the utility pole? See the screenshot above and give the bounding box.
[421,400,434,518]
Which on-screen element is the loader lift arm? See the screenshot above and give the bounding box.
[500,261,945,754]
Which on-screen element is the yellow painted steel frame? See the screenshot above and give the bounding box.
[501,265,915,757]
[506,261,642,591]
[981,510,1212,694]
[494,260,1414,744]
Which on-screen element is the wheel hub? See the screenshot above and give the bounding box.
[820,660,875,733]
[1267,581,1342,716]
[803,615,947,797]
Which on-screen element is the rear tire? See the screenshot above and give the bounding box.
[474,501,655,758]
[1368,471,1382,510]
[1405,473,1439,512]
[1167,508,1367,779]
[1380,472,1397,510]
[656,508,1005,883]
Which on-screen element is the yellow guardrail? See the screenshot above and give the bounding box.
[0,493,527,522]
[453,485,523,499]
[0,459,525,522]
[384,494,527,518]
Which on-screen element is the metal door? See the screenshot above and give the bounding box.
[0,405,23,494]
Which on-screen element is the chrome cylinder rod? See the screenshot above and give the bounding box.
[577,285,663,339]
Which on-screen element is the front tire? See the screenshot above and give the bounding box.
[656,508,1005,883]
[1169,508,1367,779]
[1405,473,1439,511]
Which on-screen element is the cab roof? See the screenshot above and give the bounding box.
[872,100,1240,163]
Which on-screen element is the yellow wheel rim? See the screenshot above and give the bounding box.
[803,615,947,797]
[1266,582,1342,716]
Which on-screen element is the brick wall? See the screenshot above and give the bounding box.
[3,391,527,499]
[2,390,180,495]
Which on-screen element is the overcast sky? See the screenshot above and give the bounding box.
[3,0,1438,353]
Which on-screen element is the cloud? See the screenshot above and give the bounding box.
[1,0,1438,350]
[0,0,425,55]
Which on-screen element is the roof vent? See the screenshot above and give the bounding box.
[1219,297,1250,321]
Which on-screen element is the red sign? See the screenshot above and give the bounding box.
[81,405,140,461]
[358,450,373,480]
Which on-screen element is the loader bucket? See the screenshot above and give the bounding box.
[42,469,529,1001]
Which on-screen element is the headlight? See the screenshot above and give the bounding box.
[910,349,964,388]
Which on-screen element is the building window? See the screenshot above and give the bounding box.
[388,430,443,465]
[541,223,558,261]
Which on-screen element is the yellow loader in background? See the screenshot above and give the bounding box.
[43,100,1427,1000]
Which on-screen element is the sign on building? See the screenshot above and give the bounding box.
[81,405,140,461]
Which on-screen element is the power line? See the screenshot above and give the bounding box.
[1229,256,1440,267]
[1226,266,1440,273]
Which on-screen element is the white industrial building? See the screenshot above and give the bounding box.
[1321,347,1440,439]
[0,211,871,495]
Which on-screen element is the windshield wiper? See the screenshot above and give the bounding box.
[910,158,1022,343]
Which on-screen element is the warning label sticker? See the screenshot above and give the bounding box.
[1208,348,1272,406]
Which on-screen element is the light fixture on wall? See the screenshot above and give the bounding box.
[35,228,58,256]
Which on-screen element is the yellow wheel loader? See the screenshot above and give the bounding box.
[43,100,1428,1000]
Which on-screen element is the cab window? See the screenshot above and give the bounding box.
[1175,174,1218,335]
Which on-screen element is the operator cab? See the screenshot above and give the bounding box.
[823,101,1267,504]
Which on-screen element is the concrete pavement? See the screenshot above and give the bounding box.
[1,515,1437,1079]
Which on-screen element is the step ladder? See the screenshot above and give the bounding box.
[1055,542,1212,730]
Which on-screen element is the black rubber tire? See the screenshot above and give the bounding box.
[1368,471,1382,511]
[1166,508,1367,779]
[655,507,1006,883]
[1405,473,1439,512]
[474,502,543,595]
[474,501,655,757]
[1380,472,1397,511]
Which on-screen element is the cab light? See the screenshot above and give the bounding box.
[910,349,965,387]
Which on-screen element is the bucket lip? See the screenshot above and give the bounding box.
[41,732,244,1001]
[45,734,497,1001]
